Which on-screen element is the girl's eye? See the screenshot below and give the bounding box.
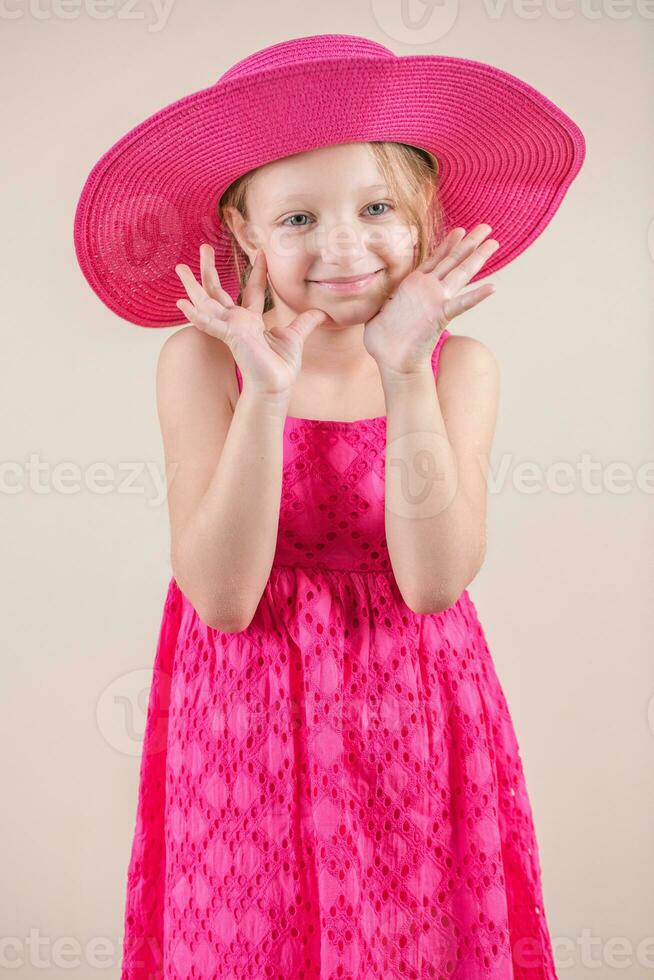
[281,202,393,227]
[283,214,311,227]
[365,202,392,216]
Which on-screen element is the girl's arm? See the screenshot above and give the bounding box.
[157,325,289,632]
[381,335,500,614]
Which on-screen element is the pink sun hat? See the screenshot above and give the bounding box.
[73,32,586,328]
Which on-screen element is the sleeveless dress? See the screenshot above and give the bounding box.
[121,328,558,979]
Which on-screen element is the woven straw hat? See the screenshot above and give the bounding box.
[73,32,585,328]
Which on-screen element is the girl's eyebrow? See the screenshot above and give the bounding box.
[270,182,390,206]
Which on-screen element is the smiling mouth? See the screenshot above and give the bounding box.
[307,269,385,289]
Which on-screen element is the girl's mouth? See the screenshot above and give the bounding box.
[307,269,384,293]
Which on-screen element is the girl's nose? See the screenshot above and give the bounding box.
[318,230,367,268]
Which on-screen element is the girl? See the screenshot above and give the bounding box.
[74,33,585,979]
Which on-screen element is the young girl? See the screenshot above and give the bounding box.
[74,33,585,979]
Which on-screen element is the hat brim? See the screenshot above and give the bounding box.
[73,53,585,327]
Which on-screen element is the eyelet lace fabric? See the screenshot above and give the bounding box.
[121,329,558,979]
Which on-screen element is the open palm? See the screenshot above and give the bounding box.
[175,244,328,396]
[363,224,499,373]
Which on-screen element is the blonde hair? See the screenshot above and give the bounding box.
[217,141,445,312]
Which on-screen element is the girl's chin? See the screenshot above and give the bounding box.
[302,288,386,315]
[313,303,384,326]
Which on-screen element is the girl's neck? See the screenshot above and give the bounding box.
[263,308,375,379]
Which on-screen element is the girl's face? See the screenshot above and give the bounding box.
[226,142,419,325]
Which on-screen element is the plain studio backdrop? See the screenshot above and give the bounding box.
[1,2,652,977]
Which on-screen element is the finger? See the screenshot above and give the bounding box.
[418,227,464,273]
[200,243,235,308]
[420,227,466,273]
[442,239,500,293]
[432,223,493,278]
[175,298,229,340]
[176,261,228,322]
[241,249,268,312]
[432,223,494,280]
[175,262,210,307]
[441,282,496,321]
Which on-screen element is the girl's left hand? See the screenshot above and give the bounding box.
[363,223,499,374]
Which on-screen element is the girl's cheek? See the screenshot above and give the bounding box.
[397,230,419,264]
[265,265,307,297]
[267,232,305,265]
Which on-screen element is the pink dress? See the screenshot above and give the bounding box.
[121,328,558,979]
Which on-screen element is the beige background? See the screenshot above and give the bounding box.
[2,0,653,976]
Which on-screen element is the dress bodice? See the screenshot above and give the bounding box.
[234,329,451,574]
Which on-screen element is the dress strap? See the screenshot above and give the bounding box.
[431,327,450,380]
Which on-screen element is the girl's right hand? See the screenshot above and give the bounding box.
[174,244,329,398]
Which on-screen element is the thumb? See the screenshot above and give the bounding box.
[289,307,331,342]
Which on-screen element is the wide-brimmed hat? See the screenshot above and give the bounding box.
[73,32,586,328]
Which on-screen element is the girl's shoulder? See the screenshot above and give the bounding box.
[438,332,499,384]
[436,333,500,475]
[436,333,500,435]
[158,324,239,409]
